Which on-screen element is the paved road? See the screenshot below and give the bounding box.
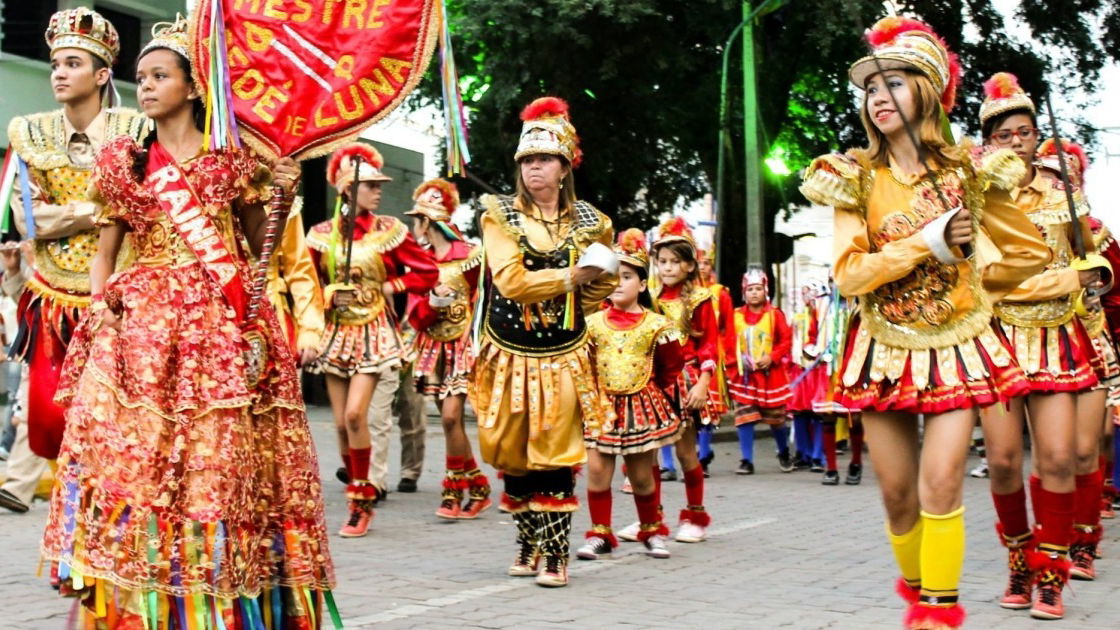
[3,408,1119,629]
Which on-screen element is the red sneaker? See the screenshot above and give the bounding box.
[1030,576,1064,620]
[459,496,492,519]
[339,502,373,537]
[1000,547,1032,609]
[435,497,461,519]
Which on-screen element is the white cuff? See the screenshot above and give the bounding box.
[921,209,966,265]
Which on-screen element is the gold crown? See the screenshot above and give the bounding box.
[142,15,191,62]
[45,7,120,66]
[979,72,1036,128]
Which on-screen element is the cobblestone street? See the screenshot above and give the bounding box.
[3,408,1119,629]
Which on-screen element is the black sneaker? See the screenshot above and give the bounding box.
[660,468,678,482]
[777,452,795,473]
[397,478,418,493]
[845,463,862,485]
[793,457,811,471]
[821,470,840,485]
[0,488,29,513]
[335,466,351,485]
[809,460,825,473]
[736,459,755,475]
[699,452,714,478]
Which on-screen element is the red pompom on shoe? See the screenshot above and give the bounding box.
[904,602,966,629]
[895,577,920,604]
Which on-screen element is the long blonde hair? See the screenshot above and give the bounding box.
[860,70,964,169]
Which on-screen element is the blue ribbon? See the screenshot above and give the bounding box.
[17,157,34,239]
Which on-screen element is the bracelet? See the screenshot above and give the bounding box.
[90,300,109,314]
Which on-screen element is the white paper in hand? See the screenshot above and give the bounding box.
[577,242,620,275]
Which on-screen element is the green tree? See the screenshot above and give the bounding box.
[415,0,1120,288]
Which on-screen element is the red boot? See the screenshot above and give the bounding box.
[1027,548,1071,620]
[1069,525,1101,580]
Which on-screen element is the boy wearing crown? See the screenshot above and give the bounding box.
[4,7,147,462]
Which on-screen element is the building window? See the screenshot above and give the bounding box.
[1,1,60,62]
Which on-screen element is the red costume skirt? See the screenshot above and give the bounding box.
[585,382,683,454]
[669,362,725,427]
[835,317,1029,414]
[1087,328,1120,406]
[728,366,791,409]
[412,331,473,399]
[999,319,1099,394]
[308,310,403,377]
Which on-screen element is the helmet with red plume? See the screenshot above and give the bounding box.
[849,16,962,113]
[327,142,392,193]
[514,96,582,167]
[979,72,1036,128]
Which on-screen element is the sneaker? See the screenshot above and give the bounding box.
[576,536,613,560]
[809,460,825,473]
[736,459,754,475]
[1102,502,1116,520]
[700,452,713,478]
[1030,578,1064,620]
[969,460,989,479]
[621,477,633,494]
[435,497,461,519]
[535,555,568,587]
[0,488,30,513]
[338,504,373,537]
[397,478,418,493]
[660,468,678,482]
[617,521,641,542]
[459,496,492,519]
[777,452,795,473]
[845,463,862,485]
[793,457,811,471]
[1070,544,1097,581]
[335,466,350,485]
[644,534,671,559]
[508,543,540,577]
[836,439,848,453]
[675,520,707,543]
[821,470,840,486]
[999,548,1032,609]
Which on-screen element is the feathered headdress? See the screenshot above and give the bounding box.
[979,72,1036,127]
[514,96,582,167]
[327,142,391,193]
[849,16,962,113]
[652,216,696,251]
[406,178,462,240]
[614,228,650,270]
[1037,138,1089,185]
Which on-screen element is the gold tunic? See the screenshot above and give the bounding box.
[587,310,681,395]
[265,200,325,352]
[306,215,406,327]
[427,245,482,342]
[7,108,147,304]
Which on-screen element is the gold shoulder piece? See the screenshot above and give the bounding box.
[7,110,69,171]
[104,107,150,143]
[368,215,408,253]
[305,220,335,251]
[969,145,1025,192]
[688,286,713,310]
[799,151,865,209]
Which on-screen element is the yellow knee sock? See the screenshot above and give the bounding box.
[919,506,966,603]
[886,519,923,588]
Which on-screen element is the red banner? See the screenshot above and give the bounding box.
[191,0,439,160]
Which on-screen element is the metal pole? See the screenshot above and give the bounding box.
[742,1,764,267]
[716,18,747,280]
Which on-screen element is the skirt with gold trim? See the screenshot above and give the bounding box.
[1087,329,1120,406]
[999,318,1099,394]
[667,362,726,427]
[585,382,683,454]
[307,310,403,377]
[835,316,1029,414]
[412,331,473,399]
[728,367,791,409]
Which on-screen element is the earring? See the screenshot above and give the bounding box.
[558,182,564,190]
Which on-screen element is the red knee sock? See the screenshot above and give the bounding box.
[587,488,613,531]
[1034,484,1074,554]
[683,465,705,508]
[652,464,662,504]
[1029,474,1042,522]
[992,486,1030,537]
[823,422,838,472]
[349,447,372,483]
[342,453,353,478]
[1074,470,1103,527]
[634,491,660,525]
[446,455,466,472]
[849,421,864,466]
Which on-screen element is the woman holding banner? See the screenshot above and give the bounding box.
[40,18,338,629]
[469,96,616,587]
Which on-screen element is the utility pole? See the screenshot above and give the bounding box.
[742,0,764,267]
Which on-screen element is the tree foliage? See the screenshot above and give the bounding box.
[413,0,1120,285]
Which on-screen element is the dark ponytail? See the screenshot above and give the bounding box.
[131,46,207,182]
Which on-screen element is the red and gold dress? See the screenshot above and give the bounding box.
[1084,217,1120,404]
[42,137,335,625]
[993,169,1099,393]
[584,306,685,454]
[800,145,1051,413]
[653,283,725,424]
[729,303,792,412]
[408,240,481,398]
[306,212,437,376]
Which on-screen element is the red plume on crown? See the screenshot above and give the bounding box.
[653,216,696,249]
[1038,138,1089,178]
[521,96,570,122]
[327,143,384,189]
[617,228,648,255]
[983,72,1023,100]
[865,16,962,112]
[413,178,460,215]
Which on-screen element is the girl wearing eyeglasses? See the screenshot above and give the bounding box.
[977,72,1110,620]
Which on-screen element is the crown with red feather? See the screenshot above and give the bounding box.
[514,97,582,167]
[46,7,120,66]
[327,142,392,193]
[1037,137,1089,186]
[406,178,460,222]
[652,216,696,251]
[614,228,650,270]
[979,72,1036,128]
[849,16,962,113]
